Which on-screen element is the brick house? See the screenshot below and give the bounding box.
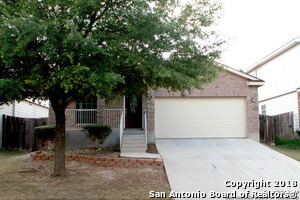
[49,64,264,147]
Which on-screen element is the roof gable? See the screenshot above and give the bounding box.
[216,62,264,86]
[245,36,300,73]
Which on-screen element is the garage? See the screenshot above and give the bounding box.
[155,98,246,138]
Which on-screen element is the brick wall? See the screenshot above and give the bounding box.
[49,98,124,126]
[48,71,260,141]
[104,98,124,109]
[31,153,163,168]
[145,71,260,140]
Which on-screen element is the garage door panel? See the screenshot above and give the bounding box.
[155,98,246,138]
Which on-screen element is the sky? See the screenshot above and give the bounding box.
[216,0,300,70]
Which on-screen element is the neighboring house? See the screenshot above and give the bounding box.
[245,37,300,130]
[49,63,264,146]
[0,100,49,148]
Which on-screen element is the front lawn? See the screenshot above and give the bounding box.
[269,138,300,161]
[0,149,27,161]
[0,149,171,199]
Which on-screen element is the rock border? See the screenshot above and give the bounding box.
[30,152,164,168]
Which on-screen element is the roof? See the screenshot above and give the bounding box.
[216,62,265,86]
[245,36,300,73]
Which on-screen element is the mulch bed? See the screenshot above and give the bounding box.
[147,144,159,154]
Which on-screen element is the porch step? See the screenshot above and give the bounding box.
[121,147,147,153]
[122,143,146,149]
[121,130,147,154]
[122,136,145,142]
[123,129,144,135]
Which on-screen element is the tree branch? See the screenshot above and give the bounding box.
[83,0,113,36]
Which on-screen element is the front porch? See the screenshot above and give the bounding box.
[48,96,157,156]
[62,107,154,157]
[65,108,124,131]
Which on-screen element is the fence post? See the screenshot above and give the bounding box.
[2,115,6,148]
[1,115,49,150]
[259,112,296,144]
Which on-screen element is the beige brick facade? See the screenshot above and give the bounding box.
[145,71,260,141]
[49,70,261,142]
[49,98,124,127]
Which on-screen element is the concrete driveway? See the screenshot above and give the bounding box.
[156,139,300,199]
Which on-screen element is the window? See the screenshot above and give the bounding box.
[261,104,266,115]
[76,97,97,109]
[76,97,97,124]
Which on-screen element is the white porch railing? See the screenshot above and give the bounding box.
[103,109,123,130]
[144,110,148,150]
[65,109,98,130]
[119,111,124,149]
[65,108,124,130]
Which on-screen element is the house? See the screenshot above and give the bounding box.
[49,63,264,149]
[0,100,49,148]
[245,37,300,131]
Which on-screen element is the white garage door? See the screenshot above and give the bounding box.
[155,98,246,138]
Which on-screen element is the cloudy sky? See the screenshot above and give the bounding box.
[216,0,300,70]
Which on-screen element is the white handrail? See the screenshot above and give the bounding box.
[144,111,148,150]
[65,109,97,130]
[65,108,123,130]
[119,110,124,149]
[103,109,123,130]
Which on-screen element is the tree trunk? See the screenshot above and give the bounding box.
[51,99,68,177]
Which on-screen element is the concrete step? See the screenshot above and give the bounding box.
[122,146,146,150]
[122,138,145,142]
[121,148,146,153]
[121,129,147,154]
[123,129,144,135]
[122,136,145,141]
[121,149,147,153]
[120,152,161,159]
[123,132,144,135]
[122,143,146,148]
[122,141,146,146]
[123,134,145,138]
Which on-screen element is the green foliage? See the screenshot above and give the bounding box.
[0,0,223,105]
[83,125,112,143]
[0,79,24,104]
[0,0,224,173]
[275,136,283,145]
[275,137,300,149]
[34,125,56,141]
[296,128,300,134]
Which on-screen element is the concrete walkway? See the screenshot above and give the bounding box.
[120,152,161,159]
[156,139,300,199]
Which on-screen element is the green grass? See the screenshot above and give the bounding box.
[0,149,27,161]
[275,137,300,148]
[270,137,300,161]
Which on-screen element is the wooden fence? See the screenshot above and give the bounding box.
[2,115,48,151]
[259,112,296,144]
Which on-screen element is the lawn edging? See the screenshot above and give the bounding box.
[30,152,164,168]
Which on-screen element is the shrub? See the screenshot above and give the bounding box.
[34,125,55,151]
[275,136,283,145]
[34,125,55,141]
[83,125,112,145]
[274,136,300,149]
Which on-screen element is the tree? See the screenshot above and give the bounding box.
[0,0,223,176]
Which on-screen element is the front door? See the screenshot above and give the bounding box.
[125,95,142,128]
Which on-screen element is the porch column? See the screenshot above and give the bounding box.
[97,98,105,125]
